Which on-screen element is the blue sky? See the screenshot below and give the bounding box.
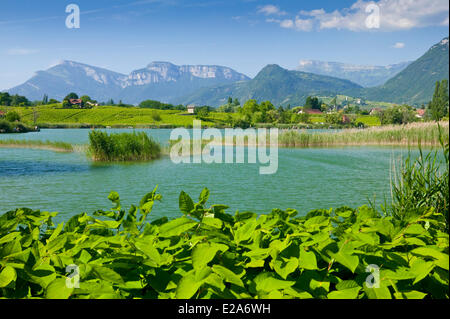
[0,0,448,90]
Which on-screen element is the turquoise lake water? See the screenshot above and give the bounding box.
[0,129,423,222]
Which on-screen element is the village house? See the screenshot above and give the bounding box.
[86,101,99,107]
[187,105,196,114]
[69,99,83,108]
[297,109,323,115]
[416,109,426,118]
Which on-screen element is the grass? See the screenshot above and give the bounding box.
[88,130,162,162]
[276,121,449,147]
[0,139,74,152]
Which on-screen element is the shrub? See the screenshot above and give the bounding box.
[5,111,21,122]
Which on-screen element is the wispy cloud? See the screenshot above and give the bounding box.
[7,48,39,56]
[260,0,449,32]
[257,5,287,16]
[392,42,405,49]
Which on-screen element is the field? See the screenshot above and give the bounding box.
[1,105,381,128]
[0,105,234,128]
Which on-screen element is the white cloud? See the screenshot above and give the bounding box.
[262,0,449,32]
[392,42,405,48]
[7,48,39,56]
[257,5,286,16]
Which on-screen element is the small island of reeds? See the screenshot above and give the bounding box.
[88,130,162,162]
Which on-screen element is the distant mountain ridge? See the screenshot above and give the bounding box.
[7,61,250,104]
[296,60,411,87]
[177,64,362,107]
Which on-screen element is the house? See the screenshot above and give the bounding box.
[187,105,196,114]
[298,109,323,115]
[69,99,83,107]
[86,101,98,107]
[416,109,426,118]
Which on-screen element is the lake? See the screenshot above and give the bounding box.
[0,128,421,222]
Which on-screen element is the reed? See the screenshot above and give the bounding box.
[88,130,162,162]
[276,121,449,147]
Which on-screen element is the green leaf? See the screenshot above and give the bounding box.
[47,222,64,242]
[159,217,197,237]
[179,191,194,214]
[273,257,298,280]
[192,243,227,270]
[394,291,427,299]
[411,247,449,270]
[91,265,124,284]
[253,272,295,293]
[234,219,257,244]
[25,263,57,289]
[135,241,161,265]
[0,266,17,288]
[298,249,317,270]
[0,232,20,245]
[175,273,202,299]
[199,188,210,205]
[45,278,74,299]
[212,265,244,288]
[327,287,361,299]
[329,245,359,273]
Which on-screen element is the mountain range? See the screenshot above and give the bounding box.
[7,61,250,104]
[5,37,449,107]
[176,64,362,107]
[296,60,411,87]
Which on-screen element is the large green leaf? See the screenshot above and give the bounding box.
[179,191,195,215]
[45,278,74,299]
[192,243,228,270]
[298,249,317,270]
[159,217,197,237]
[327,287,361,299]
[0,266,16,288]
[212,265,244,288]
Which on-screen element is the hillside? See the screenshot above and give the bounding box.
[360,37,449,105]
[178,64,362,107]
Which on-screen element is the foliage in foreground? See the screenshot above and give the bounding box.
[88,131,161,162]
[0,185,448,299]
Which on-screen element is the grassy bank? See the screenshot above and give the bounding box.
[88,131,162,162]
[0,119,37,134]
[0,140,448,299]
[0,139,74,152]
[277,122,449,147]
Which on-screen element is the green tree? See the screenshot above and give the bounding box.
[64,93,79,100]
[428,80,449,121]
